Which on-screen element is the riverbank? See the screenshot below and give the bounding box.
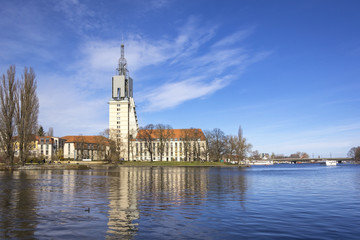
[0,161,247,170]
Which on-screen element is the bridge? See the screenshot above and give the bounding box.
[272,158,352,164]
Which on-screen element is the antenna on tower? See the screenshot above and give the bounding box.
[116,44,127,76]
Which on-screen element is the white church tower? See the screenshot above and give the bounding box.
[109,44,138,160]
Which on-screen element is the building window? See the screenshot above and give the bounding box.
[117,121,120,124]
[117,104,120,107]
[117,108,120,111]
[117,112,121,115]
[117,117,120,120]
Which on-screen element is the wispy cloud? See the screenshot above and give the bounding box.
[141,76,231,112]
[131,21,269,111]
[212,27,255,48]
[53,0,102,35]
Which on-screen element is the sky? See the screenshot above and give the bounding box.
[1,0,359,157]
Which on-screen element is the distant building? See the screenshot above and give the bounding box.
[108,44,139,161]
[133,129,207,162]
[62,135,110,160]
[14,136,65,160]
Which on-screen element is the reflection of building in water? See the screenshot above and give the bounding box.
[106,167,248,237]
[62,170,77,200]
[106,167,210,237]
[107,168,139,239]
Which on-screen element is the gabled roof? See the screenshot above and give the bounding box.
[136,128,206,141]
[62,135,110,145]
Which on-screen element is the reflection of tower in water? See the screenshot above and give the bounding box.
[106,168,139,239]
[105,167,210,237]
[106,167,248,237]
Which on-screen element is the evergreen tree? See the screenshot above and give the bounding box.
[38,125,45,136]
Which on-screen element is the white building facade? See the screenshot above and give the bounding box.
[133,129,207,162]
[109,44,139,160]
[62,136,110,160]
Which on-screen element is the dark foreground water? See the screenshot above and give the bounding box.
[0,164,360,239]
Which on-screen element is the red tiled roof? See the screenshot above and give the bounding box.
[62,136,110,145]
[136,128,206,141]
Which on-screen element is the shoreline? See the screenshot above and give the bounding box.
[0,161,248,170]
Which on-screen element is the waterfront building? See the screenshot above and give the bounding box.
[37,136,65,160]
[62,135,110,160]
[13,136,65,160]
[133,129,207,161]
[108,44,139,161]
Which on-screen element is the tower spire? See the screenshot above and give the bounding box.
[117,44,127,76]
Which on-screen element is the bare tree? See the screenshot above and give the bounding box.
[207,128,226,161]
[0,66,17,167]
[189,128,202,161]
[128,129,137,161]
[155,124,173,161]
[137,124,155,162]
[95,134,110,161]
[181,129,192,161]
[234,126,252,164]
[108,129,126,162]
[104,130,113,160]
[348,146,360,161]
[15,67,39,165]
[203,130,212,161]
[251,150,261,160]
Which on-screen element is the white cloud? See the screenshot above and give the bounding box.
[37,73,108,136]
[141,76,231,112]
[212,28,255,48]
[7,12,269,135]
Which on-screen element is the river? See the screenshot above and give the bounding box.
[0,164,359,239]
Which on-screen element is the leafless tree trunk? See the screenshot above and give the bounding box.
[108,129,126,162]
[234,126,252,164]
[348,146,360,161]
[128,129,137,161]
[155,124,173,161]
[190,128,202,161]
[15,67,39,165]
[203,130,212,162]
[207,128,226,162]
[0,66,17,167]
[138,124,155,162]
[181,129,192,161]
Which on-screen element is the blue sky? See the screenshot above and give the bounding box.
[1,0,359,157]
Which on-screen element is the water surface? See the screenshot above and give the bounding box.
[0,164,359,239]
